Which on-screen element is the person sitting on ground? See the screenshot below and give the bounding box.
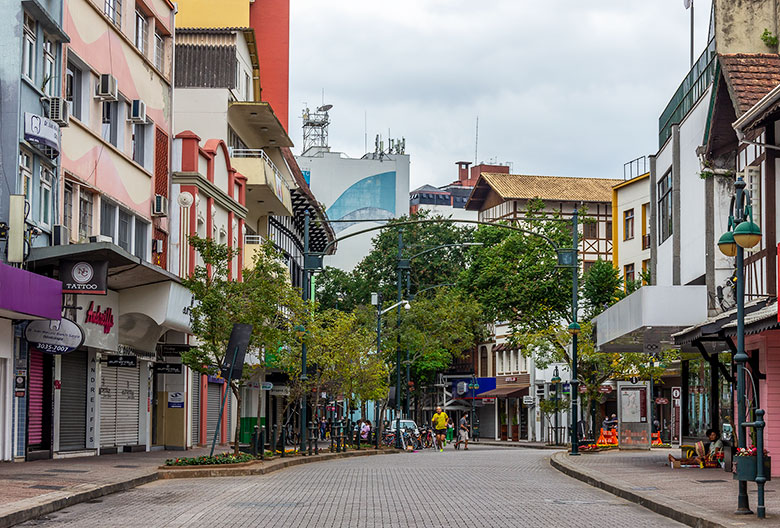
[668,429,723,466]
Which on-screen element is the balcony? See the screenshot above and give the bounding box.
[231,149,293,217]
[642,234,651,250]
[227,102,293,149]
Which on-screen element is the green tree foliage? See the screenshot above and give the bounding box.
[181,236,304,453]
[582,259,624,319]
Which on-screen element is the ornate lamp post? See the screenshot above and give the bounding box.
[468,374,479,438]
[717,176,763,516]
[551,366,562,445]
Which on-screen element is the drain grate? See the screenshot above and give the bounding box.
[30,484,65,490]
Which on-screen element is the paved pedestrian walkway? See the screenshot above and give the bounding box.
[17,445,681,528]
[473,439,561,449]
[552,448,778,527]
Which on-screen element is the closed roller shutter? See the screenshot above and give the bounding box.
[115,367,140,446]
[191,374,200,446]
[28,349,44,446]
[206,382,221,441]
[100,366,117,448]
[60,351,87,451]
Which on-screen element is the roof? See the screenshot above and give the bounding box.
[176,27,249,34]
[411,184,447,194]
[466,173,622,211]
[672,298,771,345]
[722,301,779,337]
[720,54,780,116]
[612,172,650,191]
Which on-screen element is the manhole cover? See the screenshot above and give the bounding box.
[695,479,726,483]
[631,486,658,491]
[45,469,88,473]
[30,484,65,490]
[113,465,140,468]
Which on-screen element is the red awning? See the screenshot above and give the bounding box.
[479,385,529,398]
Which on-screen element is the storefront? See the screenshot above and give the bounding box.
[478,376,530,441]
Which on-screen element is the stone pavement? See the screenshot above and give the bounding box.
[551,448,778,527]
[18,445,682,528]
[472,439,561,449]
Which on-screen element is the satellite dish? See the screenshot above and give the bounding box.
[318,104,333,112]
[683,0,691,8]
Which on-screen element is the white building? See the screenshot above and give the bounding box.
[612,172,651,286]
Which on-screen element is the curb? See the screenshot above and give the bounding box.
[0,449,399,528]
[549,452,729,528]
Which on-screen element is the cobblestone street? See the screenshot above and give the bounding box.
[19,446,683,527]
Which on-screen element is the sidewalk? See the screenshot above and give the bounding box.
[551,448,778,527]
[473,439,562,450]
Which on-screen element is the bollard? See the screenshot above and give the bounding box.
[272,425,278,457]
[251,425,259,457]
[329,420,335,453]
[281,427,286,457]
[356,425,360,450]
[260,426,266,461]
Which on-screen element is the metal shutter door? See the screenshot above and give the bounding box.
[100,367,117,447]
[206,382,221,440]
[115,367,140,446]
[191,375,200,445]
[60,351,87,451]
[28,349,44,445]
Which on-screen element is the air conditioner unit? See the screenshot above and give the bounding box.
[96,73,118,101]
[48,97,70,127]
[129,99,146,123]
[152,194,168,217]
[89,234,113,243]
[52,224,69,245]
[152,238,164,254]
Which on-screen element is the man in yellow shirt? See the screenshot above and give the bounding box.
[431,406,449,451]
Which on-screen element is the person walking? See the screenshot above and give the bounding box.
[320,417,328,440]
[455,412,470,450]
[431,406,449,452]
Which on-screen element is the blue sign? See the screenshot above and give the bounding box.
[451,377,496,398]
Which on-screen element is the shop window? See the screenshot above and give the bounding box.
[154,31,164,71]
[79,190,93,240]
[19,149,33,202]
[39,165,53,227]
[134,11,147,55]
[623,208,634,240]
[22,13,35,81]
[658,170,673,243]
[43,35,56,96]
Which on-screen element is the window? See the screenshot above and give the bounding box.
[104,0,122,26]
[624,263,635,285]
[642,259,650,284]
[118,209,132,251]
[79,190,93,240]
[39,165,53,227]
[100,199,116,241]
[134,11,147,54]
[583,221,598,239]
[64,182,73,232]
[623,208,634,240]
[605,220,612,238]
[132,123,145,166]
[19,149,32,202]
[583,260,595,275]
[102,101,119,147]
[245,72,251,101]
[22,13,35,80]
[42,35,56,96]
[154,32,164,70]
[234,59,240,91]
[134,219,147,258]
[66,62,81,119]
[658,171,673,243]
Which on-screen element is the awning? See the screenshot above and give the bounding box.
[0,262,61,320]
[673,298,770,345]
[479,385,529,398]
[722,301,779,337]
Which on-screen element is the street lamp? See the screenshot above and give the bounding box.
[551,366,561,445]
[468,374,479,441]
[718,176,763,516]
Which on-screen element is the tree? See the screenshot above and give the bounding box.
[182,236,304,454]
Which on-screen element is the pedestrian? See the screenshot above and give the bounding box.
[361,420,371,441]
[431,406,449,452]
[446,416,455,444]
[320,417,327,440]
[455,412,470,450]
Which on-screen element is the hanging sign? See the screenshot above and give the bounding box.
[655,397,669,405]
[598,385,613,394]
[25,318,84,354]
[61,261,108,295]
[24,112,60,156]
[155,363,182,375]
[261,382,273,390]
[107,355,137,368]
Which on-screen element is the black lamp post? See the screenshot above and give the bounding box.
[551,366,561,445]
[717,176,764,516]
[468,374,479,439]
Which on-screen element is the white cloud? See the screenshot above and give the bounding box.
[289,0,713,187]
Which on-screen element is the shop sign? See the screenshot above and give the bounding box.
[61,261,108,295]
[25,318,84,354]
[481,397,495,403]
[156,363,182,375]
[167,392,184,408]
[157,344,190,357]
[522,395,535,405]
[655,397,669,405]
[270,386,290,397]
[504,377,517,382]
[207,374,225,384]
[107,355,137,368]
[85,301,114,333]
[598,385,613,394]
[261,382,273,390]
[24,112,60,155]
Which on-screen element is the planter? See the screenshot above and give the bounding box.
[511,425,519,441]
[734,456,772,482]
[500,425,507,441]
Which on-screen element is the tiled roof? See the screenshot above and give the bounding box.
[720,54,780,115]
[480,173,623,203]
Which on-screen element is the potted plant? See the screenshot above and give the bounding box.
[734,447,771,482]
[511,415,519,442]
[499,411,507,441]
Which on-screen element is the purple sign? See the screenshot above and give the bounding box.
[0,262,61,320]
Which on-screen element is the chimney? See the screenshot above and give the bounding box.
[456,161,471,184]
[714,0,780,54]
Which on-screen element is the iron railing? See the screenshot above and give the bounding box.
[658,39,717,148]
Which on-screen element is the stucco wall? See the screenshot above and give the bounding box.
[714,0,779,55]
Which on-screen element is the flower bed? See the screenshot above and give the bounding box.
[165,452,257,467]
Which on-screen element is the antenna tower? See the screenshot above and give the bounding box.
[302,103,332,153]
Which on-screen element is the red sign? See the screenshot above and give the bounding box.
[655,397,669,405]
[85,301,114,334]
[579,384,588,393]
[598,385,613,394]
[54,380,61,390]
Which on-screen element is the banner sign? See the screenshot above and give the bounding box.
[220,323,252,380]
[61,261,108,295]
[24,112,60,155]
[107,355,137,368]
[155,363,182,375]
[25,318,83,354]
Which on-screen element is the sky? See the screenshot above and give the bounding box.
[289,0,714,189]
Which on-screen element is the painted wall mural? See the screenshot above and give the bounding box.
[326,171,396,233]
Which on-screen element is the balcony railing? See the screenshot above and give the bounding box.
[230,148,290,189]
[245,234,265,245]
[658,39,717,148]
[642,234,651,250]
